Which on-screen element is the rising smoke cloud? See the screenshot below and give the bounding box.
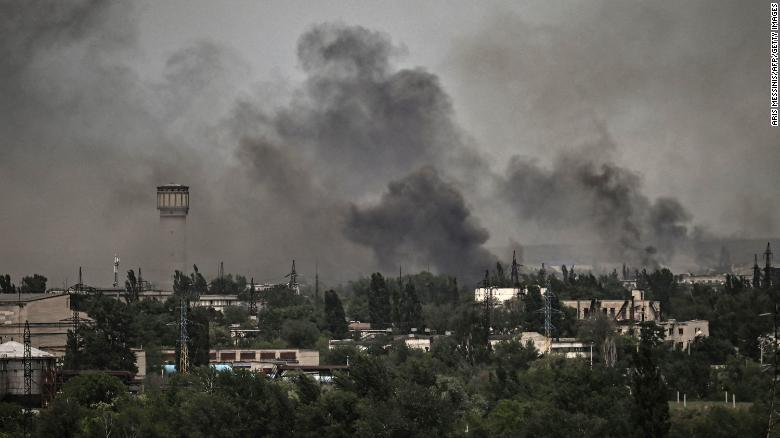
[499,128,693,267]
[345,166,496,274]
[0,1,773,287]
[235,23,493,277]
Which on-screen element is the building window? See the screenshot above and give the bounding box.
[260,352,276,360]
[279,352,297,361]
[609,308,615,317]
[678,328,684,335]
[220,352,236,361]
[240,352,255,360]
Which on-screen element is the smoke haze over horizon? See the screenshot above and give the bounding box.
[0,1,776,288]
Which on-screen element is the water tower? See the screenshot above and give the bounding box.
[157,184,189,290]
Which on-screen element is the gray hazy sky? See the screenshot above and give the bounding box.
[0,0,777,287]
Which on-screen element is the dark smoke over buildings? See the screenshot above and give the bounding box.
[345,167,496,274]
[499,131,694,267]
[0,1,775,286]
[235,24,491,276]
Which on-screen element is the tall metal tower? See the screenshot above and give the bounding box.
[23,320,32,434]
[286,260,299,294]
[482,270,494,346]
[543,288,554,340]
[23,320,32,400]
[755,254,763,288]
[113,255,120,287]
[178,297,189,374]
[510,250,521,287]
[157,184,189,291]
[765,243,774,289]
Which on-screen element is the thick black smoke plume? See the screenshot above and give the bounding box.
[345,167,496,274]
[236,23,494,276]
[260,23,479,197]
[500,132,692,267]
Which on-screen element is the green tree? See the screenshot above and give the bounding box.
[61,373,127,406]
[323,290,348,338]
[631,322,670,438]
[209,273,247,295]
[368,273,391,328]
[0,274,15,294]
[173,266,208,302]
[281,320,320,348]
[188,307,211,367]
[399,281,423,332]
[19,274,46,293]
[124,269,141,303]
[67,296,137,372]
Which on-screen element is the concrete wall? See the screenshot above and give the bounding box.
[159,214,186,290]
[0,294,77,355]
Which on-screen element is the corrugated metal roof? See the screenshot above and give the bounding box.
[0,341,55,358]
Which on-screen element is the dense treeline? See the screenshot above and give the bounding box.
[1,264,778,436]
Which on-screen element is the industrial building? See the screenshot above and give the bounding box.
[561,289,662,322]
[474,287,524,304]
[678,273,727,286]
[490,332,592,359]
[0,341,57,406]
[613,319,709,351]
[0,293,86,356]
[159,348,319,374]
[157,184,189,290]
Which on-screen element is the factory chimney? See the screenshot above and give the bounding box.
[157,184,189,291]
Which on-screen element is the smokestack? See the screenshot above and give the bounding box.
[157,184,189,290]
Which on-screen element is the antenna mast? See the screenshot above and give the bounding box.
[113,255,120,288]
